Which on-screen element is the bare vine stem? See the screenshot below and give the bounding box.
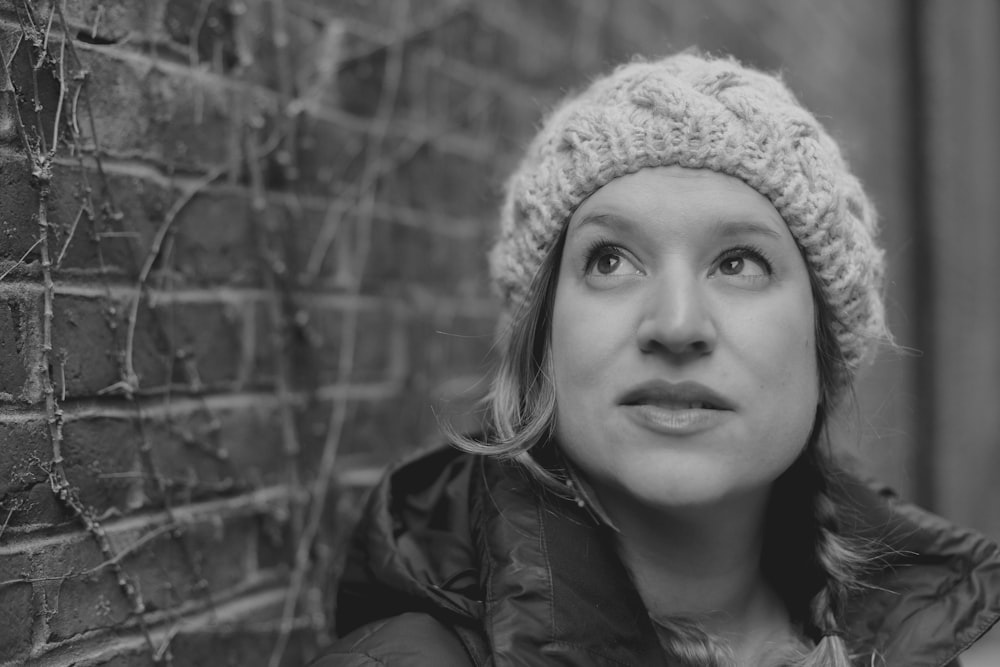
[114,165,228,397]
[268,1,410,664]
[1,5,163,659]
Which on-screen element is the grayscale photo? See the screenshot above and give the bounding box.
[0,1,998,665]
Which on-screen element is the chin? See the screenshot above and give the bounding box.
[611,459,775,513]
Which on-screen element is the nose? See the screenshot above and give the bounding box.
[636,270,718,357]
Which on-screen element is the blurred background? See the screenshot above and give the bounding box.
[0,0,997,664]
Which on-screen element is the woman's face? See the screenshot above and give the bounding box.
[550,166,819,516]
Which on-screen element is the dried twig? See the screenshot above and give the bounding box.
[117,165,228,397]
[269,1,411,665]
[0,237,43,282]
[5,8,163,660]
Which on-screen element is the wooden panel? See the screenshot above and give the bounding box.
[923,0,1000,541]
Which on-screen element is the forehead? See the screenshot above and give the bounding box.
[568,166,788,237]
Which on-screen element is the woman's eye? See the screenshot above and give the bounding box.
[585,246,640,277]
[714,248,772,280]
[719,256,763,276]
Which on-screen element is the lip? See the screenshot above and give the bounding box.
[618,380,735,411]
[618,380,735,436]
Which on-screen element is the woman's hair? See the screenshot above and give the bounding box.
[449,224,875,665]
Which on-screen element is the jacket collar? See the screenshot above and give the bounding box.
[472,456,664,666]
[838,478,1000,666]
[471,455,1000,667]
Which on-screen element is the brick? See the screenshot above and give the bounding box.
[0,415,50,498]
[50,292,270,399]
[131,298,255,393]
[56,399,296,514]
[50,291,125,399]
[407,306,496,382]
[0,287,43,403]
[1,530,107,585]
[123,515,257,613]
[81,650,156,667]
[204,2,334,94]
[289,297,405,389]
[44,514,259,640]
[329,395,435,463]
[69,45,273,173]
[332,26,508,136]
[0,155,42,271]
[44,569,133,641]
[299,0,465,32]
[335,42,385,119]
[45,161,171,280]
[284,112,367,196]
[0,417,71,534]
[0,90,20,146]
[2,30,66,154]
[152,188,260,285]
[358,213,492,298]
[29,1,165,45]
[376,142,496,217]
[0,157,135,283]
[0,581,35,661]
[43,162,280,287]
[0,477,75,530]
[27,0,333,105]
[163,0,242,71]
[61,415,144,514]
[141,401,292,502]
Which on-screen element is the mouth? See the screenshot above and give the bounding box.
[618,380,734,411]
[618,380,733,435]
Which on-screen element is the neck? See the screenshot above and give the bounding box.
[607,487,772,622]
[593,483,799,665]
[610,490,798,664]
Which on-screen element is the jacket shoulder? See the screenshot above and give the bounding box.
[310,612,476,667]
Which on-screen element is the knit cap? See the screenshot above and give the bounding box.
[489,52,889,391]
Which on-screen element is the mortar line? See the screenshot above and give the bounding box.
[36,158,486,238]
[27,584,298,667]
[0,379,401,423]
[0,485,296,556]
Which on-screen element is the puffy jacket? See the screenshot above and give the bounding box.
[313,445,1000,666]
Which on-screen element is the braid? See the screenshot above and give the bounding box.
[650,615,734,667]
[794,446,875,667]
[800,498,858,666]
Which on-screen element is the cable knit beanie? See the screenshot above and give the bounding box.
[489,52,889,391]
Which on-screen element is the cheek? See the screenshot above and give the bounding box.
[550,290,631,395]
[737,292,819,402]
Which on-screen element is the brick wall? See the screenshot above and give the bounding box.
[0,1,910,665]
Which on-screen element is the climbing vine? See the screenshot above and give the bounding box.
[0,0,500,663]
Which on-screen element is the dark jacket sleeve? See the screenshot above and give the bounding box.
[309,613,475,667]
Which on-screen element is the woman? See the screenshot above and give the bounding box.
[314,53,1000,666]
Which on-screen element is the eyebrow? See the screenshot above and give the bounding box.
[573,213,784,240]
[712,219,784,240]
[572,213,637,233]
